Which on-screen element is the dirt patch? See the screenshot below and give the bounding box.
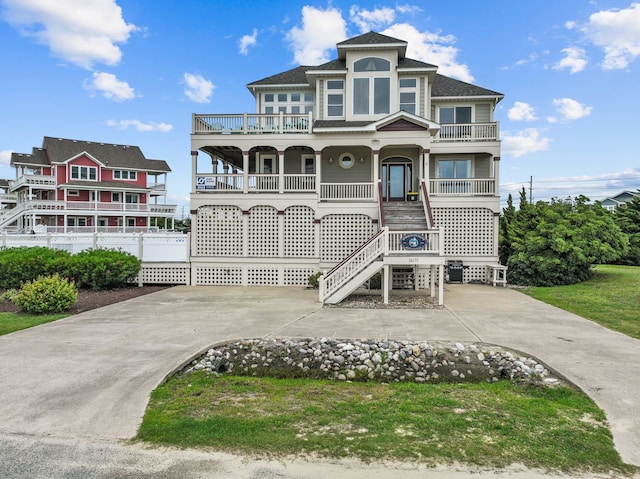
[0,285,171,315]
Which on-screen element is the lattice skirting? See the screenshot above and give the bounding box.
[192,263,318,286]
[135,263,191,285]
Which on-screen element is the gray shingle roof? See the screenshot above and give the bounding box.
[247,66,314,87]
[313,120,374,129]
[432,74,503,98]
[0,178,10,189]
[10,148,50,167]
[337,31,406,47]
[42,137,171,172]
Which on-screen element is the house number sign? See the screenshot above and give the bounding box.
[401,234,427,250]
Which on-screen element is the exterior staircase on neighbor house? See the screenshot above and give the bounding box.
[382,201,429,231]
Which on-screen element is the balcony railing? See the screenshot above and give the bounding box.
[0,193,18,203]
[434,123,498,142]
[12,200,176,215]
[193,112,313,134]
[9,175,57,191]
[429,178,496,196]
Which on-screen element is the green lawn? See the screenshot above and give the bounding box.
[524,265,640,340]
[0,311,67,336]
[137,372,635,474]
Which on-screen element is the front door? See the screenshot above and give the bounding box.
[382,161,412,201]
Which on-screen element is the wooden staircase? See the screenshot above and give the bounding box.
[382,201,429,231]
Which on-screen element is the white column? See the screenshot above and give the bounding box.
[430,265,435,298]
[315,150,321,196]
[373,150,380,201]
[243,151,249,194]
[438,264,444,306]
[493,156,500,196]
[191,151,198,193]
[278,150,285,194]
[383,264,390,304]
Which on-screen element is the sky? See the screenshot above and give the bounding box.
[1,0,639,216]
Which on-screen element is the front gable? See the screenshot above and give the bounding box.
[374,112,440,136]
[62,152,105,168]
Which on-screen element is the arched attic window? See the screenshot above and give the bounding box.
[353,57,390,115]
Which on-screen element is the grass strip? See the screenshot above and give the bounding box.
[524,265,640,339]
[137,372,636,474]
[0,311,67,336]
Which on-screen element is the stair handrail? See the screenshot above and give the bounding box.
[421,180,435,228]
[319,228,386,301]
[377,180,385,227]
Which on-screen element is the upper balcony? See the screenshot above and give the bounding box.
[193,113,499,142]
[9,174,56,191]
[193,112,312,135]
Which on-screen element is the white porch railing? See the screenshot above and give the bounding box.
[429,178,496,195]
[0,193,18,203]
[9,175,57,190]
[320,182,375,200]
[284,174,316,191]
[434,123,498,142]
[193,112,313,134]
[386,229,443,254]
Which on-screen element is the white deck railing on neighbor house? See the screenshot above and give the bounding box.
[429,178,496,195]
[9,175,57,190]
[0,193,18,203]
[193,112,313,134]
[434,123,498,142]
[3,200,176,215]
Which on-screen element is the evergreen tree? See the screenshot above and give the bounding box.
[613,191,640,265]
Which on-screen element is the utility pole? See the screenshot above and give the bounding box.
[529,176,533,203]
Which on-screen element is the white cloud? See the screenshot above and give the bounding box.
[508,102,537,121]
[580,2,640,70]
[84,71,135,101]
[1,0,137,69]
[349,6,395,33]
[0,150,12,166]
[183,73,215,103]
[396,4,422,15]
[285,5,347,65]
[382,23,474,82]
[553,47,588,73]
[552,98,593,120]
[501,128,551,158]
[106,119,172,132]
[239,28,258,55]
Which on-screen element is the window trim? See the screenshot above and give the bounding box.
[70,165,97,181]
[399,77,417,115]
[338,153,355,170]
[326,79,344,118]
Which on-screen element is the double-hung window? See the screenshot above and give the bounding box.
[70,165,97,181]
[113,170,136,180]
[263,92,314,114]
[399,78,417,114]
[326,80,344,117]
[353,57,390,115]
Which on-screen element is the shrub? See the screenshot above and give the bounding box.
[11,274,77,314]
[308,271,323,288]
[0,247,71,289]
[67,248,141,290]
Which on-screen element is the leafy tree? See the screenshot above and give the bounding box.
[613,191,640,265]
[500,196,628,286]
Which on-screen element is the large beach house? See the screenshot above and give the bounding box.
[189,31,505,303]
[0,137,175,233]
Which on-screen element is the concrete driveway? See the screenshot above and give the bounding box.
[0,284,638,478]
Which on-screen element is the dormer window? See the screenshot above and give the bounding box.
[353,57,390,115]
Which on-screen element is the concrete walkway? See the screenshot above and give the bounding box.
[0,284,638,478]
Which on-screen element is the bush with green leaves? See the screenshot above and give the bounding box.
[0,246,71,290]
[11,274,77,314]
[500,191,629,286]
[66,248,141,290]
[307,271,323,288]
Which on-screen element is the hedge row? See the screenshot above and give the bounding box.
[0,246,141,290]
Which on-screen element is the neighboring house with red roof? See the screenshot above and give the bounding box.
[0,137,175,233]
[189,32,505,303]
